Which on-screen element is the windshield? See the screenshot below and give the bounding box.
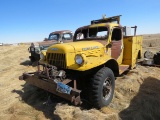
[74,26,108,41]
[48,34,60,40]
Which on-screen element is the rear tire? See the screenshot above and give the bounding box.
[89,67,115,109]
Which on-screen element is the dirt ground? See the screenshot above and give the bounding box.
[0,34,160,120]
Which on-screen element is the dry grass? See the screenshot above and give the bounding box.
[143,34,160,47]
[0,34,160,120]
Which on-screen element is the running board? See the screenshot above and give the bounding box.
[119,64,130,74]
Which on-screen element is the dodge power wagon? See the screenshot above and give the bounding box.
[20,15,143,108]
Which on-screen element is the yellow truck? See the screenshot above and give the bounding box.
[19,15,143,109]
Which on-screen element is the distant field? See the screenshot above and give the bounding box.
[143,33,160,47]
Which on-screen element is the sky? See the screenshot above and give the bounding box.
[0,0,160,44]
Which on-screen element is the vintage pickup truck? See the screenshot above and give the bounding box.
[28,30,73,62]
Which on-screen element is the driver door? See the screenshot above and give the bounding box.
[111,27,123,64]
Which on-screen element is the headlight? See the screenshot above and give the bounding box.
[40,52,45,59]
[75,55,83,65]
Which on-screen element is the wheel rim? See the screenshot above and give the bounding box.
[103,77,112,100]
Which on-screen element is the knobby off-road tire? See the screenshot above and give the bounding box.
[90,67,115,109]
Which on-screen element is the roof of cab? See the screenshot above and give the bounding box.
[50,30,72,34]
[76,22,122,31]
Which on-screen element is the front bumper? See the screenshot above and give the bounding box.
[19,64,81,105]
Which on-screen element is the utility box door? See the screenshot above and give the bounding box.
[123,36,143,68]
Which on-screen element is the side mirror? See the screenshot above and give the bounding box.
[107,43,112,48]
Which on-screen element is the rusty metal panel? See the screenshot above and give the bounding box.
[111,40,122,60]
[20,73,81,104]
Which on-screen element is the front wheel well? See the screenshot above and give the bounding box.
[104,59,119,77]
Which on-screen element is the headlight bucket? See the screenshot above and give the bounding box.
[75,54,86,65]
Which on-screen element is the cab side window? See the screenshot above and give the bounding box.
[76,33,84,40]
[111,28,122,41]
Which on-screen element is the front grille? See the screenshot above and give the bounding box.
[46,53,66,68]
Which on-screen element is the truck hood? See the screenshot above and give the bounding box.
[38,40,58,46]
[47,41,104,53]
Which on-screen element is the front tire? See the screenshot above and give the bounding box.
[90,67,115,109]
